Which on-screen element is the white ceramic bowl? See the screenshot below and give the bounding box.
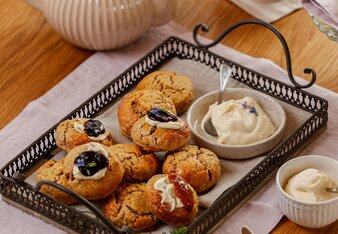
[186,88,286,159]
[276,155,338,228]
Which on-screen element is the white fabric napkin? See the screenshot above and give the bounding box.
[303,0,338,30]
[1,22,337,234]
[230,0,302,23]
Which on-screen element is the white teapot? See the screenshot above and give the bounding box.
[25,0,177,50]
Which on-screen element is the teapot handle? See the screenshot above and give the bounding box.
[150,0,178,27]
[24,0,45,12]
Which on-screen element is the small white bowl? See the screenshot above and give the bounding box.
[186,88,286,159]
[276,155,338,228]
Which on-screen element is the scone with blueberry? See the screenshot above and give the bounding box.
[36,142,124,204]
[56,118,113,152]
[118,90,176,138]
[130,108,190,152]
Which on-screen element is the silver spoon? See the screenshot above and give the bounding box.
[203,64,232,136]
[326,187,338,193]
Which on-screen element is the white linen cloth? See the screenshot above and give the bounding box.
[0,22,337,234]
[230,0,302,23]
[303,0,338,30]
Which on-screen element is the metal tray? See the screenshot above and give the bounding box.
[0,20,328,234]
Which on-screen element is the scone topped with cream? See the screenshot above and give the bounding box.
[146,174,199,226]
[131,108,190,152]
[37,142,124,204]
[62,143,124,200]
[118,90,176,137]
[56,118,113,152]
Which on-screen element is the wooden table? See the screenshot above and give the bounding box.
[1,0,337,233]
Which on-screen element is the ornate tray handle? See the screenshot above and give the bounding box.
[13,173,135,234]
[193,19,316,89]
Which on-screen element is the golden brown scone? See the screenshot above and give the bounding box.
[62,143,124,200]
[36,158,78,205]
[137,71,195,114]
[55,118,113,152]
[37,143,124,204]
[146,174,199,226]
[163,145,221,194]
[130,116,190,152]
[117,90,176,137]
[103,183,157,231]
[109,144,159,181]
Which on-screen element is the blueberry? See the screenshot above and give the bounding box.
[84,120,105,137]
[147,108,178,123]
[74,151,108,176]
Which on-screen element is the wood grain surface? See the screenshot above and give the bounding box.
[0,0,337,233]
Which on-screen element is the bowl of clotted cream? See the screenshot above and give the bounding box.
[276,155,338,228]
[186,88,286,159]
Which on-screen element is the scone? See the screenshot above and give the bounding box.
[36,158,78,204]
[37,142,124,204]
[103,183,157,231]
[163,145,221,194]
[146,174,199,226]
[56,118,113,152]
[109,144,159,181]
[137,71,195,114]
[118,90,176,137]
[130,108,190,152]
[62,143,124,200]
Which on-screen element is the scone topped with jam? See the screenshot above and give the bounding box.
[118,90,176,138]
[137,71,195,114]
[146,174,199,226]
[131,108,190,152]
[37,142,124,204]
[56,118,113,152]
